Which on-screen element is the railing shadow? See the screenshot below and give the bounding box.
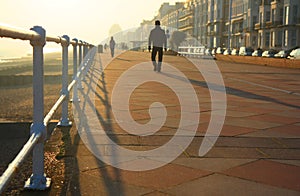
[161,72,300,109]
[67,53,124,195]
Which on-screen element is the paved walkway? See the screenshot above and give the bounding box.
[68,51,300,195]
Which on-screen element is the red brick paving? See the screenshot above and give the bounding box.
[67,51,300,195]
[222,160,300,191]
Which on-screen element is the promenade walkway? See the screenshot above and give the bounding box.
[65,50,300,195]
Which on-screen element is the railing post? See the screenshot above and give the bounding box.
[24,26,51,190]
[77,40,83,89]
[71,38,80,102]
[82,42,90,81]
[83,42,87,57]
[58,35,72,127]
[79,40,83,65]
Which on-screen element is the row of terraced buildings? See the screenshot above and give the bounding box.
[140,0,300,51]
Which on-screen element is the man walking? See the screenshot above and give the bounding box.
[148,20,167,72]
[110,36,116,57]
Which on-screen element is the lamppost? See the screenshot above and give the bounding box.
[228,0,233,52]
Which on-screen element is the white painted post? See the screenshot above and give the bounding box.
[79,40,83,65]
[83,42,87,57]
[77,40,83,89]
[71,38,80,102]
[58,35,72,127]
[82,42,89,81]
[24,26,51,190]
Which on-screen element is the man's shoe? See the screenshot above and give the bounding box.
[157,66,161,72]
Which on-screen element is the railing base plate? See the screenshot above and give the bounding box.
[70,98,81,102]
[24,174,51,190]
[57,120,72,127]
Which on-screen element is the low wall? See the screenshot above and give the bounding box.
[0,75,73,87]
[215,54,300,69]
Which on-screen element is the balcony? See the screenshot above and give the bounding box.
[179,11,192,19]
[254,23,261,30]
[265,21,272,28]
[207,31,216,36]
[271,21,283,26]
[245,26,254,32]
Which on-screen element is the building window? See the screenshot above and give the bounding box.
[253,15,258,25]
[266,11,271,22]
[266,32,270,47]
[293,5,298,24]
[252,36,257,47]
[213,37,217,47]
[271,9,275,24]
[279,8,284,25]
[291,30,296,47]
[284,30,288,47]
[259,32,262,47]
[277,30,282,46]
[260,12,263,23]
[285,6,289,25]
[271,31,275,47]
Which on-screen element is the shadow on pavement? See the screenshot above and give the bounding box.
[161,72,300,110]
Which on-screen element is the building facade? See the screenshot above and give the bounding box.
[142,0,300,50]
[161,3,184,29]
[253,0,300,50]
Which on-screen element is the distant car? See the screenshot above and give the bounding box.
[288,48,300,59]
[274,50,286,58]
[239,47,254,56]
[223,49,231,55]
[262,51,269,57]
[216,47,224,54]
[211,48,216,56]
[205,48,212,56]
[231,48,239,55]
[285,46,299,58]
[252,48,263,57]
[262,49,277,57]
[252,50,258,56]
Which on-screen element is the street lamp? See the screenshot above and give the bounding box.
[228,0,233,53]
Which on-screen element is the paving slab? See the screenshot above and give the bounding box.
[82,163,212,190]
[172,157,256,172]
[225,117,282,129]
[65,51,300,195]
[222,160,300,192]
[164,173,300,196]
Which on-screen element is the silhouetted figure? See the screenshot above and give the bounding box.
[110,36,116,57]
[257,47,263,57]
[148,20,167,72]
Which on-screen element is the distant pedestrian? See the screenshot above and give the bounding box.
[110,36,116,57]
[148,20,167,72]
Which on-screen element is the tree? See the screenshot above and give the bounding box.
[169,31,186,51]
[109,24,122,36]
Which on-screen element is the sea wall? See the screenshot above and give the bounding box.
[215,54,300,69]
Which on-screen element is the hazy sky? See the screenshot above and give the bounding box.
[0,0,184,57]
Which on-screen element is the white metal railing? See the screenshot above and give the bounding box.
[0,24,96,193]
[178,46,206,57]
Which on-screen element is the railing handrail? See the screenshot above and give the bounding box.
[178,45,207,57]
[0,24,90,46]
[0,23,96,193]
[178,46,205,49]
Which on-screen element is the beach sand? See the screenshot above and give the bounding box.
[0,52,75,195]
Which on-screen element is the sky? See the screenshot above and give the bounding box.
[0,0,184,58]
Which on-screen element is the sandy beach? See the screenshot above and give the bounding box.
[0,52,75,195]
